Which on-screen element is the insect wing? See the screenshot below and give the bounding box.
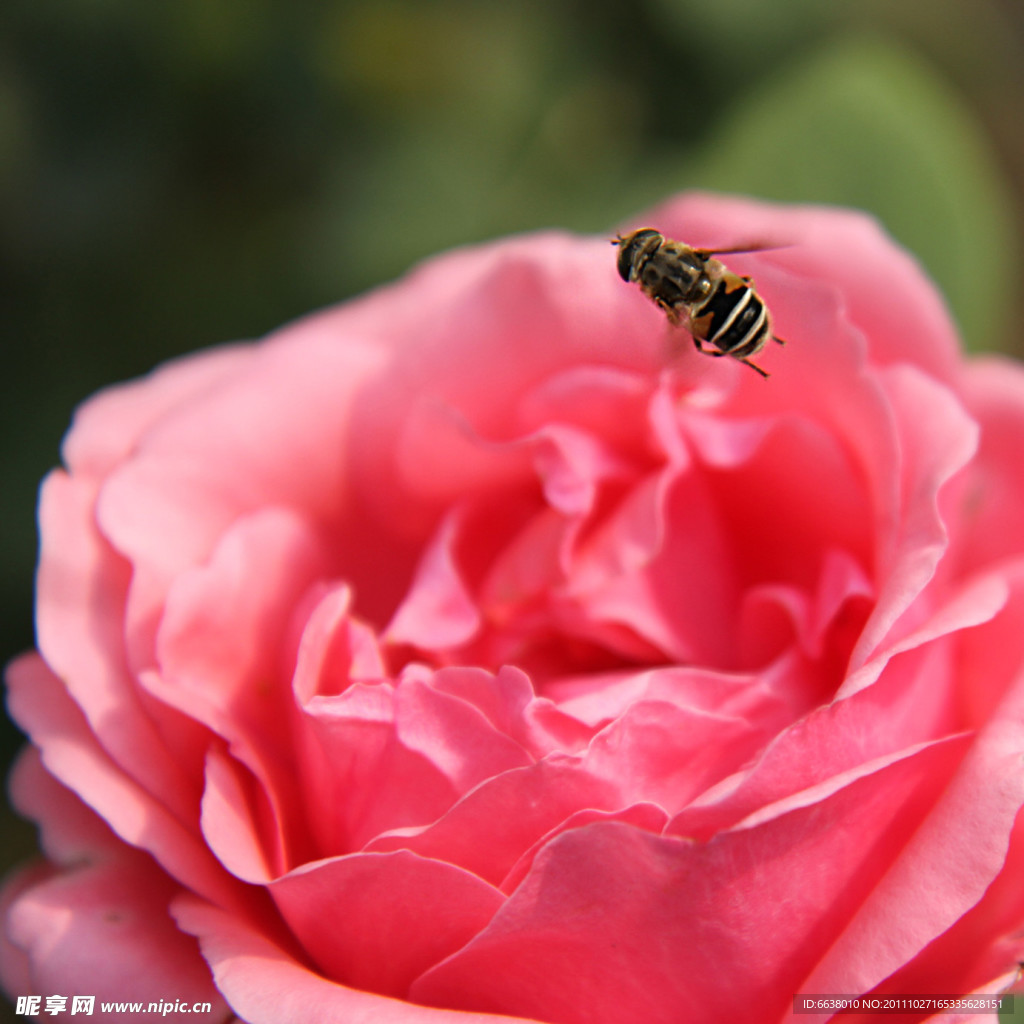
[693,242,792,258]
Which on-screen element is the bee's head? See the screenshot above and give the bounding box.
[613,228,663,282]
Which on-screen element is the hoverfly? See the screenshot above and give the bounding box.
[614,228,785,378]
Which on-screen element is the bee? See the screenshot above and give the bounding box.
[614,228,785,378]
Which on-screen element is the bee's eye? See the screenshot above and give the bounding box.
[616,230,661,281]
[616,244,637,281]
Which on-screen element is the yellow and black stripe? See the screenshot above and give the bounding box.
[691,279,770,359]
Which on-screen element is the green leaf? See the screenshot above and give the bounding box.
[647,34,1019,352]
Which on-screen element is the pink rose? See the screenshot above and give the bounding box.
[4,192,1024,1024]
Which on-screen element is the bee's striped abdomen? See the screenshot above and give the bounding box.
[693,279,770,358]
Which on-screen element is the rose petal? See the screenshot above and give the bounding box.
[200,748,275,884]
[958,357,1024,574]
[94,327,388,669]
[411,736,968,1024]
[294,680,458,853]
[582,699,768,815]
[671,573,1007,840]
[529,423,636,517]
[62,342,253,478]
[385,510,482,649]
[6,857,225,1017]
[155,508,326,723]
[802,646,1024,999]
[0,862,47,998]
[289,582,385,705]
[6,654,237,907]
[477,506,573,623]
[843,807,1024,1023]
[392,670,532,790]
[568,464,738,665]
[849,365,979,668]
[364,757,619,886]
[36,472,200,823]
[689,414,874,600]
[498,802,669,895]
[427,665,593,758]
[955,562,1024,727]
[542,662,790,729]
[8,747,122,864]
[269,852,503,998]
[515,365,654,452]
[175,896,537,1024]
[342,234,667,505]
[840,564,1009,701]
[143,508,334,872]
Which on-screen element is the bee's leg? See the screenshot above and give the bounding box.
[771,335,787,346]
[740,357,770,378]
[656,298,682,325]
[689,334,718,355]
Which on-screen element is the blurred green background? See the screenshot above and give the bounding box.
[2,0,1023,1013]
